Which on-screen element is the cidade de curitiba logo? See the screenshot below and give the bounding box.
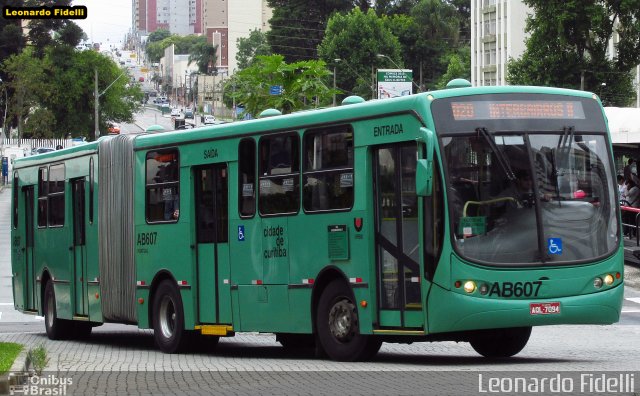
[10,374,73,395]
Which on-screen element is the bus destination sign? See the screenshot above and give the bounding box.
[451,100,586,121]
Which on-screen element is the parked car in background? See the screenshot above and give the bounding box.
[203,115,225,125]
[170,108,181,117]
[184,109,194,118]
[31,147,56,155]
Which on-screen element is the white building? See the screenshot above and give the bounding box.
[471,0,639,108]
[470,0,530,86]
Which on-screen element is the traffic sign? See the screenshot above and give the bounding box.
[269,85,283,95]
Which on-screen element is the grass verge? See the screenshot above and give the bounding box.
[0,342,23,374]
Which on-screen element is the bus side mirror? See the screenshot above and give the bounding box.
[416,127,434,196]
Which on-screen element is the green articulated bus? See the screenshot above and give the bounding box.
[10,82,623,361]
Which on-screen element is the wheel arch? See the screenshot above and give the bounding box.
[147,270,178,330]
[310,266,354,333]
[39,267,52,315]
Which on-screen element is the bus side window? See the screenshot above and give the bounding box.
[258,133,300,215]
[145,149,180,223]
[239,138,256,217]
[302,125,354,212]
[37,167,48,228]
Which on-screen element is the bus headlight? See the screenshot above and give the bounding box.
[463,281,476,293]
[604,274,614,286]
[593,277,603,288]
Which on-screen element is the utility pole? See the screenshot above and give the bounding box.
[94,67,127,141]
[94,69,99,141]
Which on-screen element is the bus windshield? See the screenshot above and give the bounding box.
[442,131,618,265]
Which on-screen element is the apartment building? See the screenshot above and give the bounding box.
[470,0,530,86]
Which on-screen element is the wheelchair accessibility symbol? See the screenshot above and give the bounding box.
[547,238,562,255]
[238,225,245,241]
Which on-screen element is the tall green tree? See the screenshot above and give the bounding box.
[507,0,640,106]
[228,54,336,116]
[3,48,49,140]
[266,0,365,63]
[236,29,272,70]
[146,34,208,63]
[188,41,218,75]
[318,8,401,99]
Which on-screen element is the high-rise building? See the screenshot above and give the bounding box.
[470,0,530,86]
[133,0,202,35]
[201,0,271,73]
[133,0,271,74]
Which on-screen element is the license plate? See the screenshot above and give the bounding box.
[530,302,560,315]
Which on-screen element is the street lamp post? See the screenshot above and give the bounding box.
[376,54,421,93]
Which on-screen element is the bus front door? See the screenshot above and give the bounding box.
[23,186,36,311]
[71,178,88,316]
[373,144,424,329]
[194,164,231,324]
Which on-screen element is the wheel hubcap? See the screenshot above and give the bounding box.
[328,298,356,342]
[159,296,176,339]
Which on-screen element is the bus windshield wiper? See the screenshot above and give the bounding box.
[556,126,574,170]
[476,127,516,181]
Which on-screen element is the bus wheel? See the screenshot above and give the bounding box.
[43,281,69,340]
[470,327,532,358]
[153,280,188,353]
[316,280,381,361]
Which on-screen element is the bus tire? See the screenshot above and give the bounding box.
[152,280,188,353]
[43,281,69,340]
[470,326,532,358]
[316,280,380,361]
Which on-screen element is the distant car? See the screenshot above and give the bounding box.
[170,108,181,117]
[31,147,56,155]
[108,123,121,134]
[139,77,144,82]
[203,115,225,125]
[184,109,194,118]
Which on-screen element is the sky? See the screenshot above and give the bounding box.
[73,0,132,48]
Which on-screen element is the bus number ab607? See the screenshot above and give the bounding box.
[488,281,542,298]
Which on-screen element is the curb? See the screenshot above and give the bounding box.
[0,348,31,394]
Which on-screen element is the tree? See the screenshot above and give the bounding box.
[318,8,402,99]
[406,0,461,90]
[228,55,336,116]
[3,48,49,140]
[236,29,272,70]
[436,49,470,89]
[146,34,209,63]
[266,0,363,63]
[147,29,171,44]
[188,41,218,75]
[507,0,640,106]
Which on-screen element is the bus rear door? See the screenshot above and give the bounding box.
[194,164,231,324]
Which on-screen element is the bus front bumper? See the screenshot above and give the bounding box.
[427,283,623,334]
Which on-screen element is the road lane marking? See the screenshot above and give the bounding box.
[625,297,640,304]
